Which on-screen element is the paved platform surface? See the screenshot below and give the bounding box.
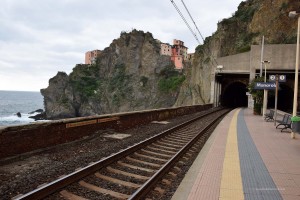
[172,108,300,200]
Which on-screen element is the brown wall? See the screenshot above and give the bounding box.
[0,104,212,159]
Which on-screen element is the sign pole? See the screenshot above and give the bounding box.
[274,75,279,126]
[262,61,270,117]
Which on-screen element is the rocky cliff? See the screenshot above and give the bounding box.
[41,30,185,119]
[174,0,299,106]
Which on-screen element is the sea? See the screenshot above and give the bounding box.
[0,90,44,127]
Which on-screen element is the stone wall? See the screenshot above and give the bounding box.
[0,104,212,159]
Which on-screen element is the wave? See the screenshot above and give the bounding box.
[0,112,48,127]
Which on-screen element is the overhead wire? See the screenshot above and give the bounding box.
[169,0,218,66]
[180,0,205,42]
[180,0,219,66]
[170,0,202,45]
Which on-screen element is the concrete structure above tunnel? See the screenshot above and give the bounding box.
[211,44,297,109]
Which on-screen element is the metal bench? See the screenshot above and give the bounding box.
[276,114,292,132]
[264,110,274,121]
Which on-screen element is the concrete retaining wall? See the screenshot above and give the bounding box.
[0,104,212,159]
[216,51,250,73]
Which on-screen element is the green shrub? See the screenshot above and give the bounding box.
[195,44,204,55]
[158,75,185,93]
[254,102,262,115]
[284,35,297,44]
[158,65,185,93]
[235,32,260,53]
[280,2,288,11]
[71,76,100,100]
[237,44,251,53]
[220,17,236,26]
[248,76,265,115]
[112,93,121,106]
[108,63,131,91]
[159,65,180,78]
[234,2,258,22]
[248,76,264,104]
[106,63,133,106]
[59,94,69,107]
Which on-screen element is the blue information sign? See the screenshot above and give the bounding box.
[254,82,276,90]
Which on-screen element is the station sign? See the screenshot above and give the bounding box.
[269,75,286,82]
[254,82,276,90]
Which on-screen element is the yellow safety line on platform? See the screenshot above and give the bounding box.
[219,109,244,200]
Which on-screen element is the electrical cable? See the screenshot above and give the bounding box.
[170,0,202,45]
[180,0,219,66]
[170,0,218,66]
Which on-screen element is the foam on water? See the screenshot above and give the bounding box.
[0,90,45,126]
[0,112,36,126]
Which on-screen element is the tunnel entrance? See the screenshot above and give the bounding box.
[222,82,248,108]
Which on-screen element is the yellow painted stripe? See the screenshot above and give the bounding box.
[219,109,244,200]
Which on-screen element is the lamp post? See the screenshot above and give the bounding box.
[262,61,270,118]
[289,11,300,139]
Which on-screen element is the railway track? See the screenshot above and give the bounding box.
[14,108,230,200]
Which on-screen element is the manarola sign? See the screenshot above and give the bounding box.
[254,82,276,90]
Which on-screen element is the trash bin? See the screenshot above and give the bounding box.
[291,116,300,133]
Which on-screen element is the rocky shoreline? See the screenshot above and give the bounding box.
[28,110,47,121]
[14,109,47,121]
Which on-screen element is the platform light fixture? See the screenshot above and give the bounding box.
[216,65,223,69]
[289,10,300,139]
[216,65,223,74]
[262,60,270,82]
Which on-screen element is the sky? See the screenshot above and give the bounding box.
[0,0,243,92]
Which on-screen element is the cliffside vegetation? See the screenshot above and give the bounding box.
[158,65,185,93]
[213,0,298,57]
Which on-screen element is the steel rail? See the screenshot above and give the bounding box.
[15,108,224,200]
[128,109,229,199]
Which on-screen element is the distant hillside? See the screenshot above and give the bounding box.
[175,0,299,106]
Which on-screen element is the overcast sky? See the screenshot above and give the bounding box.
[0,0,242,92]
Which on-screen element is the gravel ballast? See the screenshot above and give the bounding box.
[0,110,214,200]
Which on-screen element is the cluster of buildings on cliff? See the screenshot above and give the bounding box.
[85,39,193,69]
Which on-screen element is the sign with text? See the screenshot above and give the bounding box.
[254,82,276,90]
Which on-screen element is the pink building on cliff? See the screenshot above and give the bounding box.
[85,50,102,64]
[160,39,188,70]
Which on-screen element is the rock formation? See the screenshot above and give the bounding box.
[41,30,183,119]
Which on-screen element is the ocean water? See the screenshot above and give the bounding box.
[0,90,44,127]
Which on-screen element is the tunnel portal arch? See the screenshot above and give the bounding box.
[221,81,248,108]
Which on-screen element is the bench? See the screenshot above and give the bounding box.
[264,110,274,121]
[276,114,292,132]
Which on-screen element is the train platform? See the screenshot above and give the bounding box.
[172,108,300,200]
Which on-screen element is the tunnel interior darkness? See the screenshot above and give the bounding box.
[222,82,248,108]
[267,84,293,113]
